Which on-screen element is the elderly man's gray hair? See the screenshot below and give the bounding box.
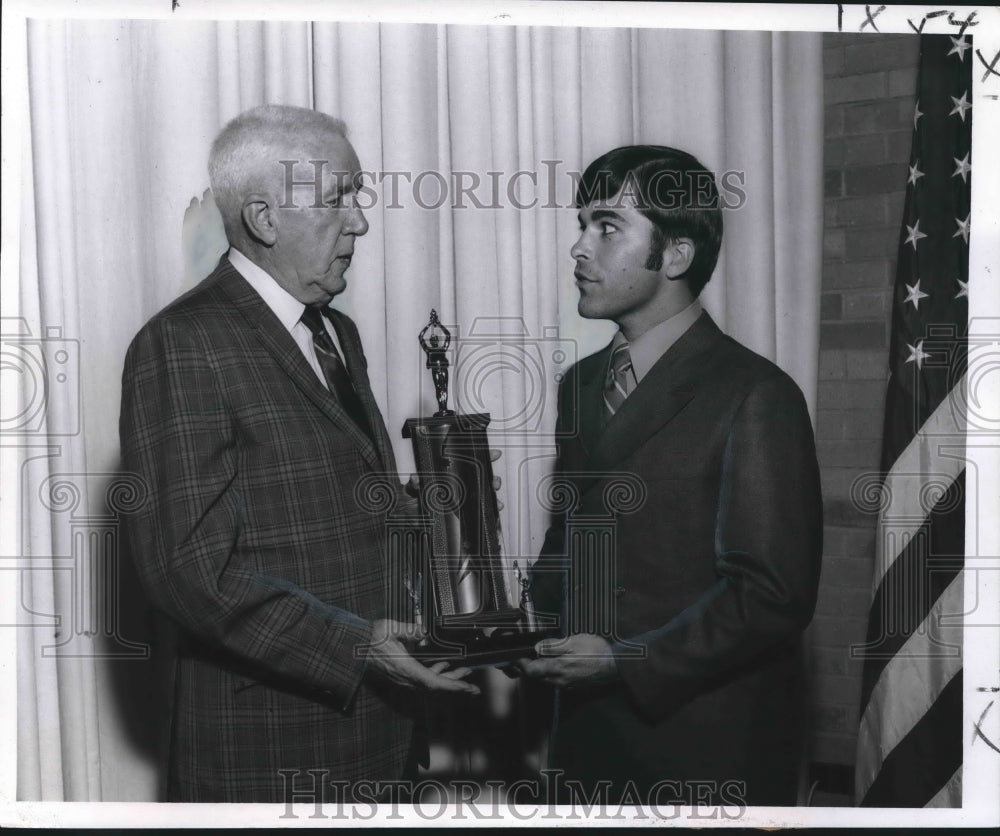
[208,104,347,230]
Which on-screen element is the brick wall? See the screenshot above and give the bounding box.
[808,33,921,803]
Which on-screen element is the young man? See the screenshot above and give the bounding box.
[521,145,823,806]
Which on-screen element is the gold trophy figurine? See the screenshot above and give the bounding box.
[418,309,454,417]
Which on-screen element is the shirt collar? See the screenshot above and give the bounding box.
[615,298,704,384]
[227,247,309,334]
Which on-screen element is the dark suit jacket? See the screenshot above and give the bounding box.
[120,256,414,802]
[532,311,823,806]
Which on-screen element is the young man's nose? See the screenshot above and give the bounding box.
[570,233,591,261]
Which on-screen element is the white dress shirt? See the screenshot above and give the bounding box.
[228,247,343,389]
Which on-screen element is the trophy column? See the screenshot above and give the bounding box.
[403,413,507,626]
[403,310,555,665]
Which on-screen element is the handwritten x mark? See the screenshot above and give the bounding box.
[860,5,886,32]
[977,50,1000,84]
[972,700,1000,755]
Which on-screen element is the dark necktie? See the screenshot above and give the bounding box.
[603,341,634,420]
[300,305,373,439]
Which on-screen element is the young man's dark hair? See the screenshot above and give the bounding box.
[575,145,724,298]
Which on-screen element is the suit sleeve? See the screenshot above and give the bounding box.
[612,371,823,719]
[120,316,372,708]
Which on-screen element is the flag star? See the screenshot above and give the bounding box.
[913,101,922,130]
[904,220,926,250]
[906,341,931,370]
[953,213,970,243]
[955,279,969,299]
[952,153,971,182]
[908,162,924,186]
[950,91,971,122]
[948,36,971,61]
[904,280,929,311]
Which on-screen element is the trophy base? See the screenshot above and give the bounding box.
[409,608,561,667]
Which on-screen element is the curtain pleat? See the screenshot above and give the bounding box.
[16,19,823,800]
[723,31,778,355]
[772,33,824,414]
[22,19,99,802]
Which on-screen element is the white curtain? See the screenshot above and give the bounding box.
[10,19,822,800]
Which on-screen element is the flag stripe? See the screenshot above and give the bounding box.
[859,669,963,807]
[856,571,963,797]
[858,471,964,709]
[867,372,967,592]
[927,766,962,808]
[855,33,969,808]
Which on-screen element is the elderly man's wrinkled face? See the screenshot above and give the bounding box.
[268,130,368,304]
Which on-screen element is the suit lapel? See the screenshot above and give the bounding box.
[583,312,723,476]
[575,349,609,460]
[215,259,386,472]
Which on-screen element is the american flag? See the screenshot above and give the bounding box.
[854,34,971,807]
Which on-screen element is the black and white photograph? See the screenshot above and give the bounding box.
[1,0,997,827]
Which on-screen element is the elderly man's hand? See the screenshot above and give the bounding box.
[515,634,619,688]
[365,619,480,695]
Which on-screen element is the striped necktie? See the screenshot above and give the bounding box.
[603,341,634,420]
[300,305,373,439]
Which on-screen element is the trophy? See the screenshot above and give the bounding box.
[402,310,557,666]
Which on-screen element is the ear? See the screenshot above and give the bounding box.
[241,193,277,246]
[662,237,695,280]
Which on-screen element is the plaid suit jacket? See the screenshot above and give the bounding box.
[120,255,414,802]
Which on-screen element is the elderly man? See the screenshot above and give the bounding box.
[120,104,475,803]
[522,145,823,806]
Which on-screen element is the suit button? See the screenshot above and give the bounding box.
[615,586,626,597]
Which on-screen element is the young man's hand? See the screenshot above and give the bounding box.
[514,633,619,688]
